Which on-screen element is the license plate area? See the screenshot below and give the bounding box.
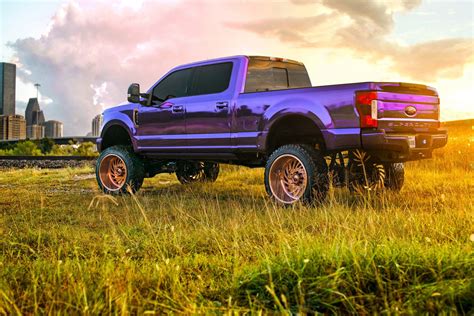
[416,135,431,148]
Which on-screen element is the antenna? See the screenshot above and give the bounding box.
[34,83,41,100]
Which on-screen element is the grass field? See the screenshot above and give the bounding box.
[1,121,473,314]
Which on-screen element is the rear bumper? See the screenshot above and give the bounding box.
[361,129,448,162]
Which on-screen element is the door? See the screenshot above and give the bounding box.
[136,67,192,152]
[185,62,233,152]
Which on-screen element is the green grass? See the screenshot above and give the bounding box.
[1,123,473,314]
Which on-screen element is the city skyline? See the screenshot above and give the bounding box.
[0,61,66,140]
[1,0,473,136]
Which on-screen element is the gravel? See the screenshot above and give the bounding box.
[0,159,96,169]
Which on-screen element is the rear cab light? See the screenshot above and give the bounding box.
[356,91,378,128]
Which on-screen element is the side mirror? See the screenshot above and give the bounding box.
[127,83,140,103]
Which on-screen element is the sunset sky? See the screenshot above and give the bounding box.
[1,0,473,135]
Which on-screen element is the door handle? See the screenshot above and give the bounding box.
[172,105,184,112]
[215,101,229,110]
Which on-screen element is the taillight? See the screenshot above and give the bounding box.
[356,91,378,128]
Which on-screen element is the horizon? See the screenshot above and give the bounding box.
[1,0,473,136]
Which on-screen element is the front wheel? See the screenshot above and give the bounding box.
[96,145,145,194]
[264,144,329,205]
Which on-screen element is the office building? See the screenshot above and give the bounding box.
[25,98,45,126]
[44,120,63,138]
[27,124,45,139]
[0,63,16,116]
[0,114,26,140]
[92,114,103,137]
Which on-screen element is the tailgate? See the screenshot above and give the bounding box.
[374,83,440,132]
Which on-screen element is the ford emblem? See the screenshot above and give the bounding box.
[405,105,417,117]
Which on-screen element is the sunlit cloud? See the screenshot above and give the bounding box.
[7,0,474,135]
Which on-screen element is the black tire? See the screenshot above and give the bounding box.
[96,145,145,194]
[328,152,346,188]
[347,151,385,193]
[264,144,329,205]
[384,163,404,191]
[176,161,219,184]
[348,151,404,193]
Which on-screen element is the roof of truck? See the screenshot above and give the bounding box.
[173,55,304,70]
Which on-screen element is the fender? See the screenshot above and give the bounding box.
[257,98,333,151]
[100,116,138,151]
[260,97,333,131]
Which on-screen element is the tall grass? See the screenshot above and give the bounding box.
[0,122,473,314]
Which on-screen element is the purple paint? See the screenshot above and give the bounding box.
[97,55,447,163]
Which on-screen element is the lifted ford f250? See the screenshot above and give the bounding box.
[96,55,447,205]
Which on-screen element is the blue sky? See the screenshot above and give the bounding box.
[393,1,473,43]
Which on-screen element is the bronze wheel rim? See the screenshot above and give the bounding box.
[98,154,127,191]
[269,154,308,204]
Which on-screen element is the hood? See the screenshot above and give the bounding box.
[103,102,138,114]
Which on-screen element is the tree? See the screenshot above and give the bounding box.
[38,138,55,154]
[12,141,42,156]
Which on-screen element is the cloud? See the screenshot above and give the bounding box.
[392,38,474,81]
[9,0,269,135]
[16,101,28,115]
[230,0,473,82]
[226,14,336,47]
[9,0,473,135]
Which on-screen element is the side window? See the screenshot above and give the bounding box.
[152,68,192,101]
[189,62,233,96]
[244,60,275,92]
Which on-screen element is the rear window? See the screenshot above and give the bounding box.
[189,62,233,96]
[244,58,311,93]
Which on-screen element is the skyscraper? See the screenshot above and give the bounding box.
[44,120,63,138]
[0,63,16,116]
[25,98,45,126]
[26,124,44,140]
[92,114,103,137]
[0,115,26,140]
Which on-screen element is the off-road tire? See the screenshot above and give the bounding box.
[176,162,219,184]
[384,162,404,191]
[264,144,329,205]
[347,151,385,193]
[348,152,404,193]
[96,145,145,194]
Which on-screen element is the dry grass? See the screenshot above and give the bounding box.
[0,121,473,314]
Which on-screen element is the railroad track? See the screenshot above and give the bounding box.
[0,155,96,161]
[0,156,96,169]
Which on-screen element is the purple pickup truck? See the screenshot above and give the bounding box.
[96,55,447,204]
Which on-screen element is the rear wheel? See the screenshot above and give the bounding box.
[348,150,404,193]
[348,150,384,193]
[384,162,404,191]
[96,145,145,194]
[264,144,329,205]
[176,161,219,184]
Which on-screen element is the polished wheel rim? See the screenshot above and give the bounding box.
[269,154,308,204]
[99,154,127,191]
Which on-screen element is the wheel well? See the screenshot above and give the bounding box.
[266,115,325,154]
[101,125,132,151]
